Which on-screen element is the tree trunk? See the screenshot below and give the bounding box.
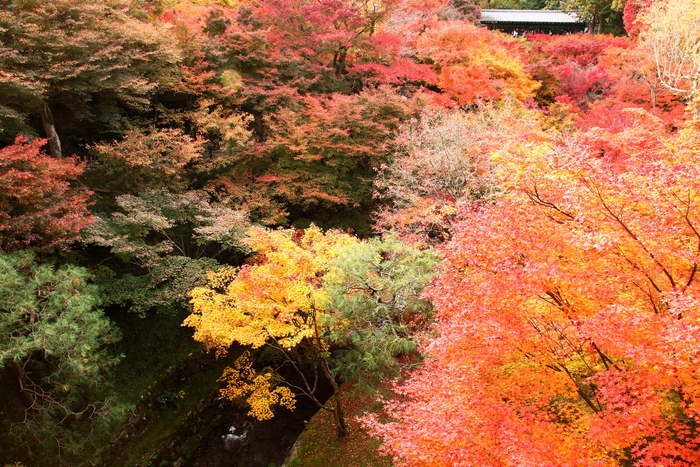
[41,103,62,158]
[335,46,347,77]
[10,361,35,410]
[321,359,347,437]
[331,393,348,438]
[252,111,265,142]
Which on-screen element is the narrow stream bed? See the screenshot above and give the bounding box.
[184,394,323,467]
[103,342,334,467]
[182,360,337,467]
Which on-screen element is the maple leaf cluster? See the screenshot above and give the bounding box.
[184,224,437,436]
[0,137,93,253]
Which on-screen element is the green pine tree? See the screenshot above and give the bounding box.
[0,250,125,466]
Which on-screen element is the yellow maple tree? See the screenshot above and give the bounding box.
[184,225,357,435]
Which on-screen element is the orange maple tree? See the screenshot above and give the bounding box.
[367,110,700,466]
[414,20,539,107]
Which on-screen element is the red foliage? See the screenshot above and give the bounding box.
[196,0,431,108]
[525,32,684,129]
[528,33,629,68]
[0,137,94,253]
[525,34,629,113]
[623,0,654,37]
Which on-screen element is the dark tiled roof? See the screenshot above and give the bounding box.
[480,9,583,24]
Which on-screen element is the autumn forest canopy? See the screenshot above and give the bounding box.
[2,0,700,465]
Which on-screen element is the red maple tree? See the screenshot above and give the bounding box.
[0,137,94,253]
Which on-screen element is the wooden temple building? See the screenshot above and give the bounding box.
[480,9,587,35]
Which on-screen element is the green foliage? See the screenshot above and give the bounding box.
[87,188,250,264]
[0,250,125,466]
[324,235,439,393]
[85,188,250,315]
[485,0,549,9]
[155,389,185,410]
[553,0,626,34]
[95,256,223,317]
[258,346,287,368]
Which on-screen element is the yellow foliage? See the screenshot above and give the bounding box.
[184,224,357,351]
[184,225,356,419]
[219,351,296,420]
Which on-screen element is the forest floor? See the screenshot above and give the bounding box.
[287,388,392,467]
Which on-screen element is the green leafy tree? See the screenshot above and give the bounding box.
[85,188,250,316]
[0,251,123,466]
[551,0,625,34]
[324,235,439,394]
[485,0,548,8]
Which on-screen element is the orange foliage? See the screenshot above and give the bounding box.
[368,112,700,466]
[415,21,539,106]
